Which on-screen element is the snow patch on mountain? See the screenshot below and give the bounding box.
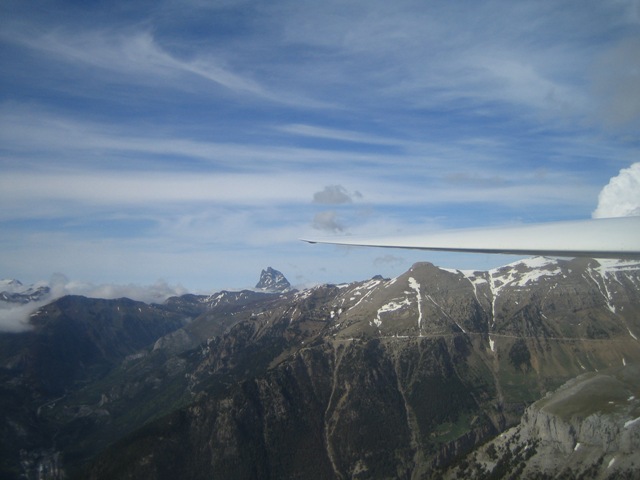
[488,257,561,292]
[375,297,411,327]
[452,257,640,341]
[408,277,423,335]
[0,279,50,303]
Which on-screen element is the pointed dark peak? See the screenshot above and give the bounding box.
[255,267,291,293]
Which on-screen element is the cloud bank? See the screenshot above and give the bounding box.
[0,275,188,332]
[312,211,345,232]
[593,163,640,218]
[313,185,361,205]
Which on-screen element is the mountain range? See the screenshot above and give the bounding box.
[0,279,51,305]
[1,260,639,479]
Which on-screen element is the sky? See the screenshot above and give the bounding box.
[1,0,640,298]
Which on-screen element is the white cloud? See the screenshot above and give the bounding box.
[593,163,640,218]
[4,28,268,97]
[0,303,37,332]
[0,274,188,332]
[312,211,344,232]
[1,24,331,108]
[279,124,399,146]
[313,185,355,205]
[0,171,318,213]
[3,0,640,296]
[75,280,188,304]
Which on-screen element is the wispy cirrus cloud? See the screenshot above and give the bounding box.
[1,0,639,292]
[3,27,266,95]
[279,124,400,146]
[0,169,598,220]
[1,23,332,108]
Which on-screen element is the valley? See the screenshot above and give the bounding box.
[1,258,639,479]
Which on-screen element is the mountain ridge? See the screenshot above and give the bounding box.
[0,278,51,305]
[1,258,639,479]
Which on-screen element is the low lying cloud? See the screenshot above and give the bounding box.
[0,303,42,333]
[45,274,188,304]
[0,275,188,332]
[313,185,362,205]
[592,162,640,218]
[78,280,188,304]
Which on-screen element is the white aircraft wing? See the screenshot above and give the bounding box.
[302,216,640,259]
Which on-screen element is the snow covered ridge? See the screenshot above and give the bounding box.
[0,278,48,294]
[449,256,640,290]
[0,279,25,291]
[0,279,51,304]
[595,258,640,272]
[317,255,640,342]
[447,257,640,325]
[3,256,640,335]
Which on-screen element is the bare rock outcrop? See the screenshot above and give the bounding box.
[446,364,640,479]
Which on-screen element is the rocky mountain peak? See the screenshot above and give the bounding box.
[0,278,51,304]
[255,267,291,292]
[0,278,23,289]
[3,258,640,479]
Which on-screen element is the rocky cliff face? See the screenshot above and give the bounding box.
[2,258,640,479]
[81,257,640,480]
[255,267,292,293]
[87,335,497,480]
[445,364,640,479]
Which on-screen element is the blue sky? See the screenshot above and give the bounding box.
[1,0,639,294]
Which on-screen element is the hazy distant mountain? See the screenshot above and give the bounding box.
[0,279,50,304]
[2,259,640,479]
[254,267,291,293]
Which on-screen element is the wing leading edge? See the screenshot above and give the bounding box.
[302,216,640,260]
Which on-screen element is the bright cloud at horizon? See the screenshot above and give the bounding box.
[593,162,640,218]
[1,0,639,299]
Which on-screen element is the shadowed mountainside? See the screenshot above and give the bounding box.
[2,258,640,479]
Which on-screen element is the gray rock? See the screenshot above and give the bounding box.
[255,267,291,292]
